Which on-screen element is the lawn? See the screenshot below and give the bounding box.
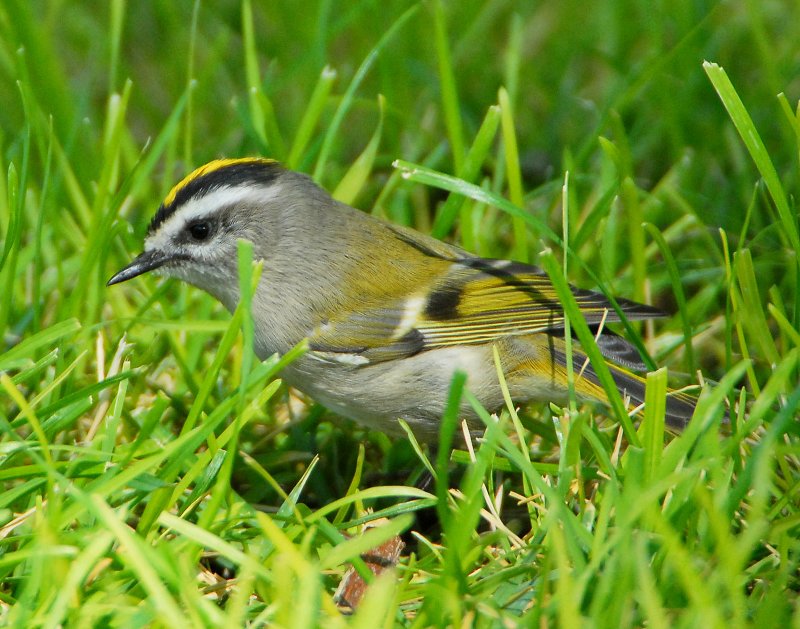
[0,1,798,626]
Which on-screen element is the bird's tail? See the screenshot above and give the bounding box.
[552,344,698,430]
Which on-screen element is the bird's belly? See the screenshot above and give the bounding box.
[280,345,503,438]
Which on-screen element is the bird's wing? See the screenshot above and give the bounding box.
[308,256,663,366]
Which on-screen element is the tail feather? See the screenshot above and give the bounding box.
[596,361,697,430]
[554,345,698,430]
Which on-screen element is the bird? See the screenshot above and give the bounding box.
[108,157,697,439]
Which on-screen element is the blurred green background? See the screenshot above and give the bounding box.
[1,1,798,625]
[3,1,797,221]
[2,0,798,547]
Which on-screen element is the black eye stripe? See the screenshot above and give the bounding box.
[148,160,283,235]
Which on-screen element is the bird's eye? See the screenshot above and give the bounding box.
[188,221,211,241]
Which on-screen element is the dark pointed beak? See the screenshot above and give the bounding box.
[107,250,172,286]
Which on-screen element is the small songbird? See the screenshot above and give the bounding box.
[108,158,696,438]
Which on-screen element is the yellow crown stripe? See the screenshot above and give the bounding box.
[162,158,277,207]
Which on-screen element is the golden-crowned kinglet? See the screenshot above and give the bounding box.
[108,158,696,437]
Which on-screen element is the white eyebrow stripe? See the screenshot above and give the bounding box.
[144,183,283,252]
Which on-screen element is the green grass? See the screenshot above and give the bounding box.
[1,0,799,626]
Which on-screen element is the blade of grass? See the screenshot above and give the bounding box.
[319,513,412,570]
[0,319,80,371]
[640,367,667,484]
[431,104,501,240]
[182,0,201,166]
[433,0,464,174]
[80,495,186,627]
[704,62,800,260]
[644,222,695,373]
[242,0,285,158]
[734,248,779,366]
[498,87,527,261]
[287,66,337,169]
[539,249,640,445]
[332,94,384,204]
[313,3,419,181]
